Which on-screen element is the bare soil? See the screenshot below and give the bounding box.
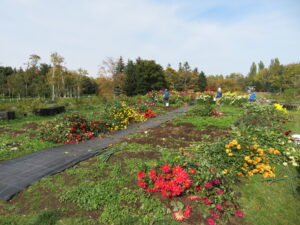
[127,122,230,149]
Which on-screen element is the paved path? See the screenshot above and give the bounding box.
[0,106,192,201]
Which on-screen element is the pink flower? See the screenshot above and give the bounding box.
[216,189,224,195]
[216,204,223,210]
[213,179,220,184]
[235,210,244,217]
[173,211,185,221]
[188,196,200,201]
[206,217,217,225]
[204,200,212,205]
[204,183,212,188]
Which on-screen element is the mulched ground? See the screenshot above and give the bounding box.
[126,122,230,149]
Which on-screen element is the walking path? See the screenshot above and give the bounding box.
[0,106,192,201]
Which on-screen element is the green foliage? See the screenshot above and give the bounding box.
[198,71,207,92]
[189,103,214,116]
[123,58,167,96]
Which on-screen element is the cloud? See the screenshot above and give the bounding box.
[0,0,299,76]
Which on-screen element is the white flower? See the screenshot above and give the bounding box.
[286,152,291,155]
[292,162,299,167]
[283,162,288,166]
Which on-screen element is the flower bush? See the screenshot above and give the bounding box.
[38,113,108,144]
[274,103,288,114]
[137,161,243,224]
[102,101,146,130]
[220,92,248,106]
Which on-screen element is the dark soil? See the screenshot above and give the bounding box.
[127,122,230,149]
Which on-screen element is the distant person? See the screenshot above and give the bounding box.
[163,89,170,106]
[216,87,222,105]
[249,92,256,102]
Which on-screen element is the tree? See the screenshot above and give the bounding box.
[248,62,257,79]
[76,68,88,98]
[50,52,64,100]
[123,58,167,96]
[198,71,207,92]
[258,60,265,71]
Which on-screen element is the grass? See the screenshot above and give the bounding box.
[286,110,300,133]
[0,133,60,161]
[174,105,241,129]
[236,165,300,225]
[0,103,299,225]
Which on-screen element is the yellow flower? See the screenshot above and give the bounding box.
[237,172,243,176]
[268,148,275,153]
[274,150,280,155]
[244,156,250,161]
[228,153,234,157]
[225,144,229,148]
[223,169,228,175]
[253,144,258,149]
[225,149,231,153]
[252,137,257,141]
[252,169,259,173]
[231,140,238,145]
[237,145,241,150]
[247,171,254,176]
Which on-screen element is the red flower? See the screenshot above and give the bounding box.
[183,205,192,217]
[235,210,244,217]
[138,180,147,188]
[188,169,196,175]
[284,130,292,135]
[149,169,157,180]
[173,166,184,174]
[70,127,75,132]
[161,163,171,173]
[282,121,286,124]
[137,171,146,179]
[195,186,202,191]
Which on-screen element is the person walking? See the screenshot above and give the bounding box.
[163,89,170,106]
[216,87,222,105]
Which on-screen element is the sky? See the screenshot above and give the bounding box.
[0,0,300,77]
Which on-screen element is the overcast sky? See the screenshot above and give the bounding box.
[0,0,299,77]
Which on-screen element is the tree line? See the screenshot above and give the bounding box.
[1,53,299,100]
[0,53,97,100]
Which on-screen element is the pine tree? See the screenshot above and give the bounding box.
[198,71,207,92]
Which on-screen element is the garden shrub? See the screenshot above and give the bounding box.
[189,103,215,117]
[38,113,108,144]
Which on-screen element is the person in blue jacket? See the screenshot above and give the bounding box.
[249,92,256,102]
[163,89,170,106]
[216,87,222,105]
